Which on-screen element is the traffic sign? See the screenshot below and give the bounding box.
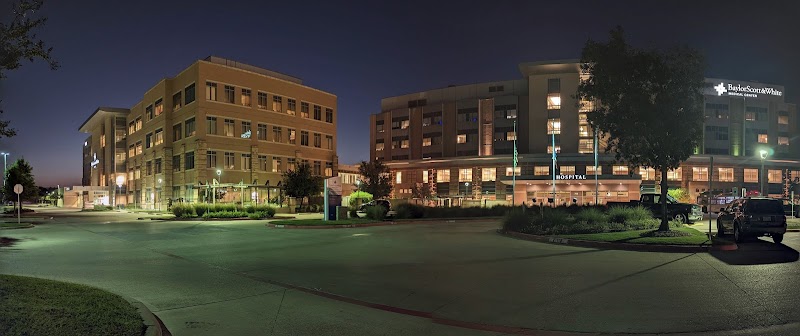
[13,184,22,194]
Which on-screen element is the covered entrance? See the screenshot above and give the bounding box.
[502,177,642,206]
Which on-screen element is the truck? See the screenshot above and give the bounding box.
[606,193,703,223]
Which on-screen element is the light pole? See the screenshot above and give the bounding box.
[115,175,125,210]
[214,169,222,204]
[1,152,8,191]
[759,149,768,196]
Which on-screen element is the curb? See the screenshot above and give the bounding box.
[0,223,35,230]
[128,299,171,336]
[498,230,739,253]
[267,217,500,229]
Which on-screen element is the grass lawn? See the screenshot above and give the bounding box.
[554,226,711,245]
[787,217,800,229]
[0,274,144,336]
[270,218,379,226]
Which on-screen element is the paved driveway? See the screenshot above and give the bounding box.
[2,208,800,335]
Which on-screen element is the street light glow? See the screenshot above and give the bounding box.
[759,149,768,160]
[216,169,222,176]
[115,175,125,187]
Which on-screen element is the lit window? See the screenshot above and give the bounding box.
[758,134,768,143]
[205,82,217,101]
[587,165,602,175]
[506,110,517,119]
[241,89,252,106]
[667,168,682,181]
[534,166,549,176]
[436,169,450,182]
[396,172,402,184]
[613,165,628,175]
[547,146,561,154]
[224,119,235,137]
[718,168,734,182]
[505,167,521,176]
[401,139,409,148]
[744,168,758,183]
[692,167,708,181]
[745,112,756,121]
[422,137,432,146]
[547,118,561,135]
[241,154,252,170]
[547,93,561,110]
[257,92,268,109]
[579,125,590,137]
[579,139,594,154]
[768,170,781,183]
[560,166,575,175]
[422,170,429,182]
[154,98,163,116]
[639,167,655,180]
[459,169,472,182]
[400,120,410,129]
[482,168,496,181]
[778,136,789,145]
[579,100,594,112]
[778,115,789,125]
[579,113,588,124]
[506,131,516,141]
[457,134,467,144]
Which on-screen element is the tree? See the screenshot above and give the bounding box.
[411,183,431,200]
[576,26,705,231]
[0,0,59,138]
[4,158,37,213]
[348,190,373,207]
[282,163,322,208]
[358,160,392,199]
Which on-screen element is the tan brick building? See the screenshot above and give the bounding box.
[79,56,337,209]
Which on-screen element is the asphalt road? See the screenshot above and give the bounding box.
[2,207,800,336]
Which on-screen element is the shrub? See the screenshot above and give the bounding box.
[502,208,531,233]
[349,208,359,219]
[606,206,652,224]
[365,206,386,220]
[245,204,275,215]
[575,207,608,225]
[248,212,270,219]
[93,205,113,211]
[394,203,425,219]
[202,211,247,219]
[193,204,210,217]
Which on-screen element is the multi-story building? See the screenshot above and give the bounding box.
[370,60,800,206]
[79,56,338,209]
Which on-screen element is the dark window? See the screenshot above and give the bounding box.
[185,117,196,137]
[184,83,196,104]
[547,78,560,93]
[224,85,235,104]
[146,105,153,120]
[173,155,181,172]
[313,105,322,120]
[154,158,162,174]
[301,131,309,146]
[145,133,152,148]
[173,123,182,141]
[172,92,182,111]
[185,152,195,170]
[325,108,333,123]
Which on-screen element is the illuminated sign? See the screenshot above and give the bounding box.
[555,174,586,180]
[90,153,100,168]
[241,130,251,139]
[714,82,783,98]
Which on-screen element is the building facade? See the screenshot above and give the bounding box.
[79,56,338,209]
[370,60,800,206]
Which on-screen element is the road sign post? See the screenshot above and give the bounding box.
[13,184,23,225]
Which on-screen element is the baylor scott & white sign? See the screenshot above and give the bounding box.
[713,82,783,98]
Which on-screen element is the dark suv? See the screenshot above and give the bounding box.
[717,197,787,243]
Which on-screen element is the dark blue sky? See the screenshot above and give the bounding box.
[2,0,798,187]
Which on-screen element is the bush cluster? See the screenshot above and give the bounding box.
[365,206,386,220]
[171,204,276,219]
[393,203,512,219]
[502,206,683,235]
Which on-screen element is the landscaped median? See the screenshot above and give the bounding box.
[171,203,277,220]
[268,218,384,228]
[499,206,733,252]
[0,274,146,336]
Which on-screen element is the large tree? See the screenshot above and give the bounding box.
[358,160,392,199]
[576,26,705,231]
[282,163,322,208]
[0,0,59,138]
[4,158,37,213]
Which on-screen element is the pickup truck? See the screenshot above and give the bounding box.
[607,193,703,223]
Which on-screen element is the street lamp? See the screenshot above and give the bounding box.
[214,169,222,204]
[115,175,125,210]
[759,149,768,196]
[464,182,470,198]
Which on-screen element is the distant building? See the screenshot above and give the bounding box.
[78,56,338,209]
[370,60,799,206]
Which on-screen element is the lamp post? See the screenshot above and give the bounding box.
[464,182,470,198]
[115,175,125,210]
[759,149,768,196]
[214,169,222,204]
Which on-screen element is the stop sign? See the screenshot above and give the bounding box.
[13,184,22,194]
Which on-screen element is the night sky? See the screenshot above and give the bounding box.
[2,0,798,187]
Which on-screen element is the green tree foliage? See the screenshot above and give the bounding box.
[668,188,692,203]
[282,163,322,207]
[4,158,37,212]
[358,160,392,199]
[576,26,705,231]
[348,190,373,207]
[0,1,59,138]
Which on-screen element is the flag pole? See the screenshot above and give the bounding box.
[552,132,556,207]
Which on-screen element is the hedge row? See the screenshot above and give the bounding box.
[171,204,276,219]
[502,206,682,235]
[393,203,512,219]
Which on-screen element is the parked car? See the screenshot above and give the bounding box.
[717,197,787,243]
[358,200,395,218]
[606,193,703,223]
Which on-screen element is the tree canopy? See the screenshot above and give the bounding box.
[358,160,392,199]
[577,26,706,230]
[4,158,37,211]
[282,163,322,206]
